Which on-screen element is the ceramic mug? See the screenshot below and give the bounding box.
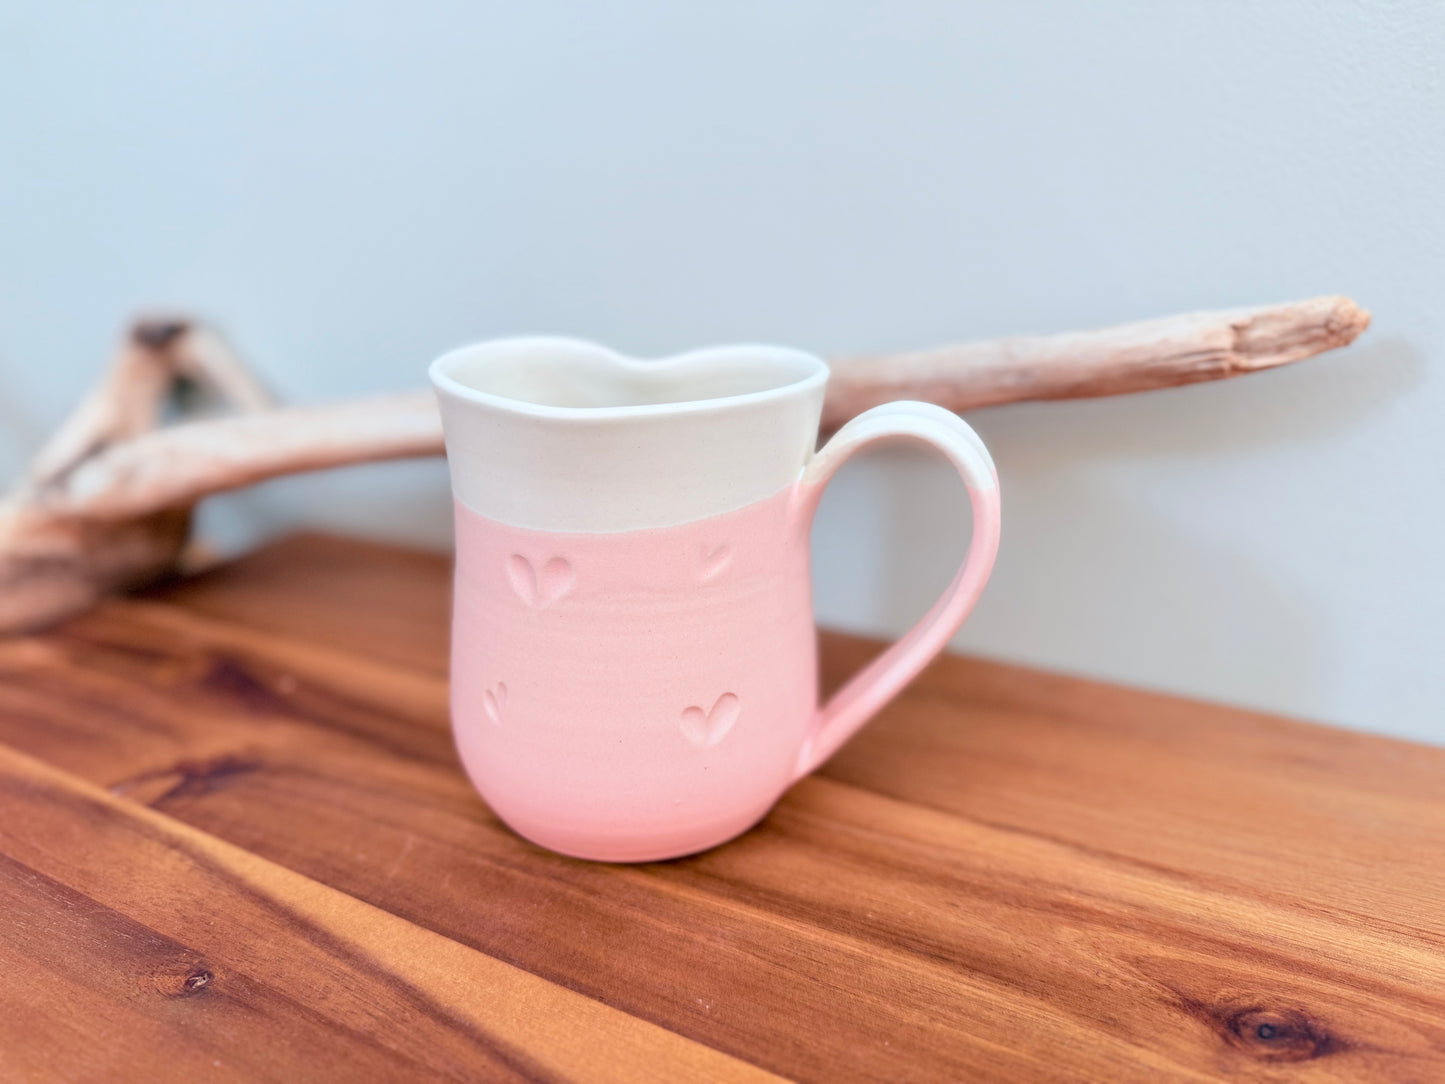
[430,339,1000,861]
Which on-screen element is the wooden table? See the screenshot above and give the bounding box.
[0,534,1441,1082]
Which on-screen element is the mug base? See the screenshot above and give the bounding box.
[494,803,776,863]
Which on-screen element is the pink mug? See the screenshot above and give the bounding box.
[430,339,1000,861]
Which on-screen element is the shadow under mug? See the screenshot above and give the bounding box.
[430,339,1000,862]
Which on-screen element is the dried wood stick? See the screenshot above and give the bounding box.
[164,322,275,412]
[25,333,179,489]
[51,391,440,520]
[37,295,1373,523]
[24,319,274,491]
[0,296,1369,633]
[820,295,1370,429]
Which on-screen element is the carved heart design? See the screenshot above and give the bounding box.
[701,544,732,581]
[507,555,574,609]
[679,693,740,748]
[483,682,507,724]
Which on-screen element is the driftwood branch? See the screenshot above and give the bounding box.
[821,295,1370,428]
[0,297,1369,632]
[52,392,439,521]
[25,321,274,490]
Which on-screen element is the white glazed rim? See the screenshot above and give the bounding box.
[428,336,829,421]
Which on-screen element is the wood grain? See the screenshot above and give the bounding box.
[0,742,775,1082]
[1,533,1442,1082]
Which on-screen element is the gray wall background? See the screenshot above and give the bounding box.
[2,2,1441,740]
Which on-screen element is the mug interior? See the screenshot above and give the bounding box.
[431,338,825,412]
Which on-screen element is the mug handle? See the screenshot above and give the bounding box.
[790,401,1002,782]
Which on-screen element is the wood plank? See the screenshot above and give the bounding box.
[0,742,776,1083]
[817,636,1445,940]
[3,535,1444,1081]
[146,532,453,676]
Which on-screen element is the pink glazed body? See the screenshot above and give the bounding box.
[452,485,820,862]
[432,336,1000,863]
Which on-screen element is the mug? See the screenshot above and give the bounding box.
[430,339,1000,862]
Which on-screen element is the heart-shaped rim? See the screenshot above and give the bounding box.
[430,337,827,421]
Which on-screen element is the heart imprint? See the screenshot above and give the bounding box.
[679,692,740,748]
[483,682,507,724]
[508,554,574,609]
[701,543,733,581]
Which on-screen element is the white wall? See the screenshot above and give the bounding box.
[2,2,1441,741]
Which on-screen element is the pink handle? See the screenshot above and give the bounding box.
[791,401,1001,781]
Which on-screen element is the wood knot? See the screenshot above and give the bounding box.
[1219,1005,1343,1062]
[150,963,216,998]
[182,969,213,993]
[163,754,259,800]
[111,753,260,805]
[201,655,291,715]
